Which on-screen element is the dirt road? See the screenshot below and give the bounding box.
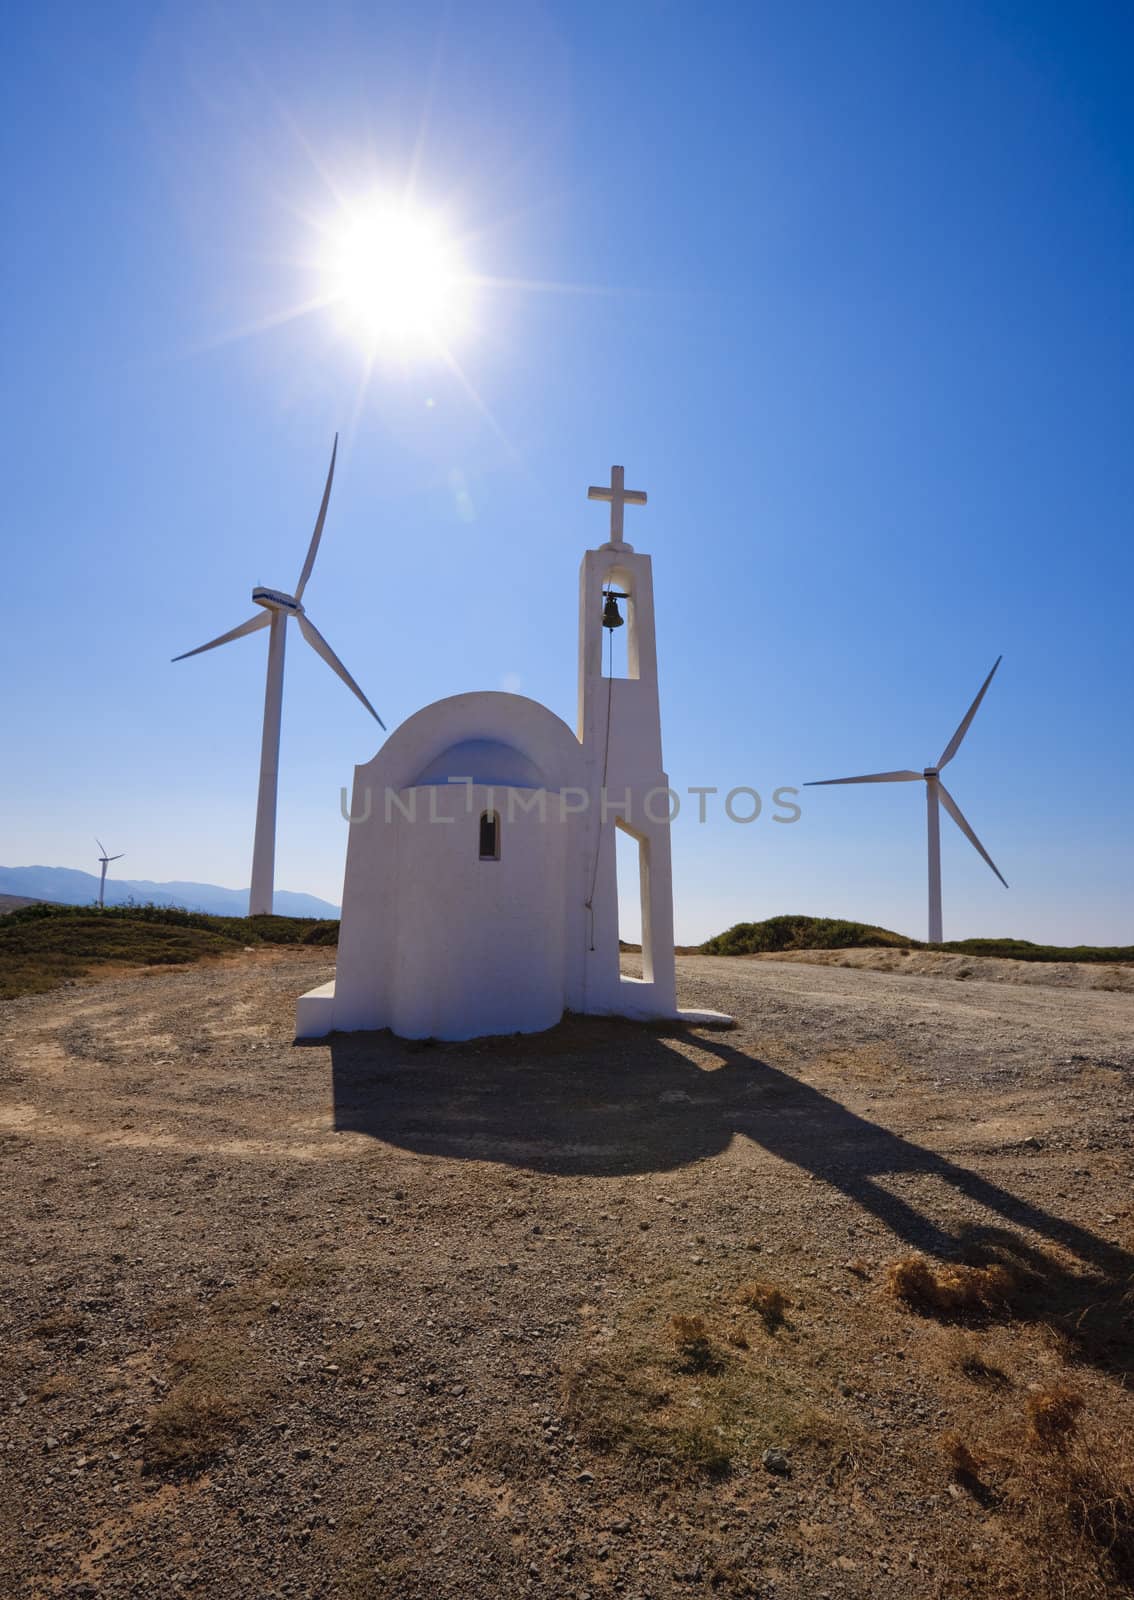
[2,951,1131,1598]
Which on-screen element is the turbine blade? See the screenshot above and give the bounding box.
[297,613,385,728]
[938,780,1008,888]
[294,433,338,602]
[804,770,922,786]
[95,838,106,856]
[938,655,1002,769]
[172,611,270,661]
[109,854,125,861]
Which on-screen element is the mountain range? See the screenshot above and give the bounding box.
[0,866,339,919]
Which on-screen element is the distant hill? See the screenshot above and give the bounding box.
[0,893,50,915]
[0,867,338,920]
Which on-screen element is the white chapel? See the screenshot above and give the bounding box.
[296,466,723,1041]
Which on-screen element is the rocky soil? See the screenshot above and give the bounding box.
[1,949,1132,1599]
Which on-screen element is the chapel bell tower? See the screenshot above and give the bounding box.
[577,465,677,1018]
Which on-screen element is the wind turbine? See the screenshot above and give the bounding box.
[173,435,385,917]
[806,657,1007,943]
[95,839,124,909]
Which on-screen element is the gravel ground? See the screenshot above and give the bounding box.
[1,950,1132,1600]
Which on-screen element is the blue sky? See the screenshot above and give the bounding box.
[2,0,1131,944]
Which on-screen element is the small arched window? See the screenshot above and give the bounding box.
[478,810,500,861]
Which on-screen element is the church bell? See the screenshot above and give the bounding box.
[602,591,626,630]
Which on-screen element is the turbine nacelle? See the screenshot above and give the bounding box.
[923,767,939,779]
[252,587,304,615]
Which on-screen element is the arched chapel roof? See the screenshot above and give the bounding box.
[356,691,586,793]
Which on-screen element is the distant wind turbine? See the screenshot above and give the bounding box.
[173,435,385,917]
[95,839,124,909]
[806,657,1007,944]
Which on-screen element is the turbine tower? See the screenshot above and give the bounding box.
[173,435,384,916]
[806,658,1007,943]
[95,839,124,909]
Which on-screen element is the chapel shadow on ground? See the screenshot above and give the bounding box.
[325,1016,1134,1377]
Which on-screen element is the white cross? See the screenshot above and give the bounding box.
[587,464,647,546]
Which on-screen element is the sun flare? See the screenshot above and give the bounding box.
[322,196,468,352]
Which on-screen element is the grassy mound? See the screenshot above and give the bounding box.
[940,937,1134,965]
[701,915,910,956]
[0,901,339,1001]
[699,915,1133,965]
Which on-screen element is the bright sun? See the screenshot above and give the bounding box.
[323,196,468,352]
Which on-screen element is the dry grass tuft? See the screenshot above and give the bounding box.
[332,1331,396,1387]
[32,1373,76,1404]
[1012,1402,1134,1593]
[144,1297,197,1333]
[940,1429,985,1480]
[937,1385,1134,1594]
[567,1329,733,1478]
[563,1340,675,1459]
[29,1311,87,1340]
[209,1256,336,1325]
[737,1279,788,1330]
[668,1314,722,1374]
[943,1330,1013,1388]
[886,1253,1016,1318]
[565,1288,856,1488]
[958,1348,1011,1386]
[144,1387,248,1473]
[667,1424,732,1479]
[143,1329,262,1474]
[564,1343,733,1481]
[166,1328,249,1385]
[1026,1383,1085,1452]
[1068,1462,1134,1589]
[939,1429,1000,1509]
[141,1256,339,1475]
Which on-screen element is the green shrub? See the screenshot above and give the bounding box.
[940,937,1134,965]
[700,915,910,956]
